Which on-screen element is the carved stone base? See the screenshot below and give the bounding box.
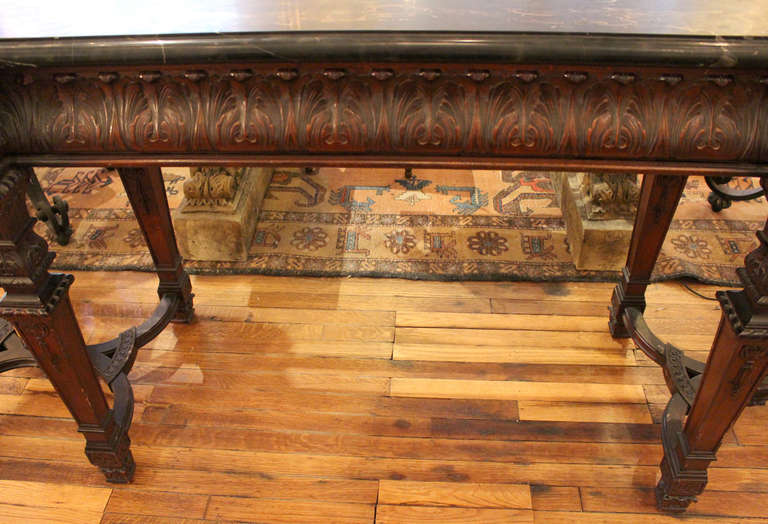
[552,172,637,271]
[173,167,273,261]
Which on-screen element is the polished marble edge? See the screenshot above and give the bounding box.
[1,32,768,70]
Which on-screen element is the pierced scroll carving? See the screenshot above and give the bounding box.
[664,344,698,406]
[0,167,55,294]
[98,327,138,383]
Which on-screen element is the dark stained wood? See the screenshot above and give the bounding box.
[652,179,768,511]
[609,175,688,337]
[118,167,194,323]
[0,167,134,482]
[3,65,768,170]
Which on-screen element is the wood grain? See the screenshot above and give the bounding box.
[1,272,766,522]
[376,505,534,523]
[378,480,532,508]
[390,378,646,403]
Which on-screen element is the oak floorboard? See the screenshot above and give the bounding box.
[104,490,209,520]
[134,350,662,383]
[206,497,374,523]
[375,505,534,523]
[0,433,666,469]
[518,401,653,424]
[1,272,766,524]
[392,343,635,366]
[529,485,581,511]
[390,377,646,403]
[0,376,29,395]
[377,479,532,508]
[0,479,110,524]
[100,515,212,524]
[532,511,766,523]
[580,487,768,518]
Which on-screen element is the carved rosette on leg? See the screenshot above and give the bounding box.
[181,167,243,209]
[0,166,135,482]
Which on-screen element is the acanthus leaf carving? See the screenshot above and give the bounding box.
[485,79,563,154]
[579,80,659,157]
[1,66,767,162]
[670,81,756,159]
[393,75,467,151]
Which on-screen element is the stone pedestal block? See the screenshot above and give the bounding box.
[173,167,273,261]
[552,172,639,271]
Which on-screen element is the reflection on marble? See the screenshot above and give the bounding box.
[0,0,767,38]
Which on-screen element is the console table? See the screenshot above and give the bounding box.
[2,1,768,513]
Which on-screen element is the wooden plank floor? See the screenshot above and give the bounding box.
[1,271,767,523]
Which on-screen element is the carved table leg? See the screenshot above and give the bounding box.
[118,167,194,322]
[657,291,768,510]
[609,174,687,337]
[656,179,768,511]
[0,166,134,482]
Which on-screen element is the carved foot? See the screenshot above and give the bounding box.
[159,272,195,323]
[174,295,195,323]
[608,307,629,338]
[655,455,706,513]
[707,192,732,212]
[84,429,135,483]
[609,284,645,338]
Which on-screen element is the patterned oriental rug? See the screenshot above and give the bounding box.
[32,167,768,286]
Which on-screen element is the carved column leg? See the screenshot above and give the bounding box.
[609,174,687,337]
[656,314,768,511]
[118,167,194,322]
[0,166,134,482]
[656,180,768,511]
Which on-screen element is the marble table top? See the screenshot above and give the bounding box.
[1,0,767,38]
